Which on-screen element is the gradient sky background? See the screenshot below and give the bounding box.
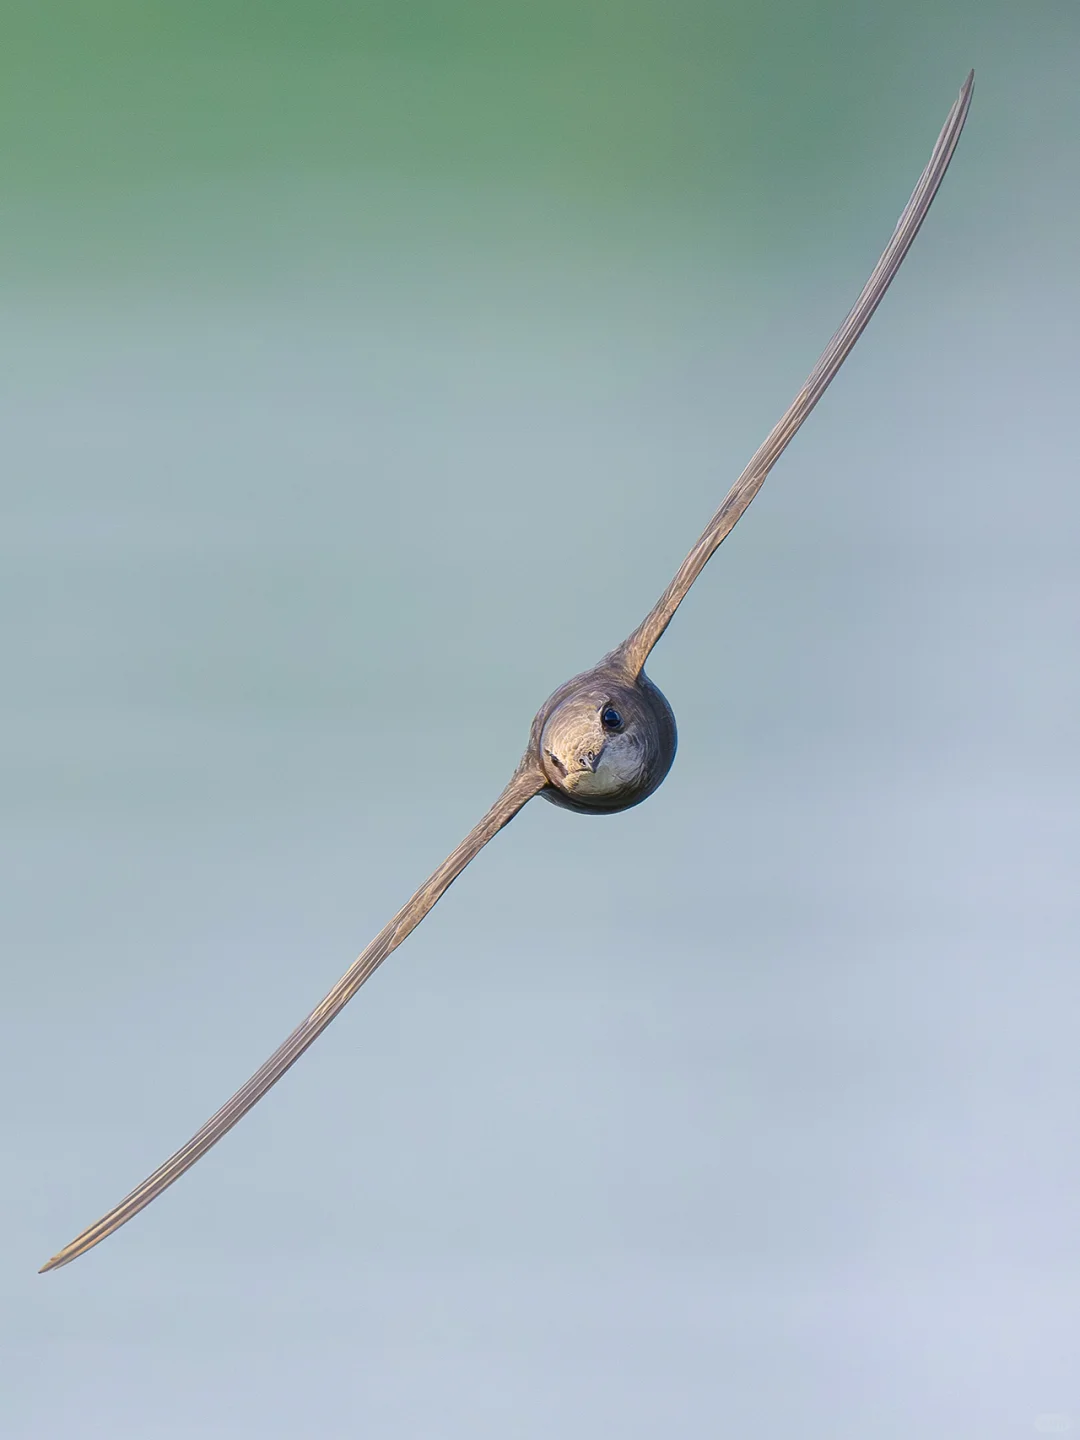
[4,4,1079,1437]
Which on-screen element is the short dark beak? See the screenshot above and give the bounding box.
[579,742,607,773]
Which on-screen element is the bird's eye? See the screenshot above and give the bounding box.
[600,705,623,731]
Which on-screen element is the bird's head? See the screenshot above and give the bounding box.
[533,666,677,813]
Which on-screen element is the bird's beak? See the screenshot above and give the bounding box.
[579,742,607,773]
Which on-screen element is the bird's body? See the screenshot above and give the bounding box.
[41,72,975,1273]
[535,660,677,813]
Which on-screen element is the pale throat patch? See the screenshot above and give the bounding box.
[564,736,644,796]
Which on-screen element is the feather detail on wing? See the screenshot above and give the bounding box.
[619,71,974,674]
[40,762,547,1272]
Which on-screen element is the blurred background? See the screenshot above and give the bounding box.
[3,3,1078,1436]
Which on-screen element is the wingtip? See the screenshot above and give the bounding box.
[39,1237,88,1273]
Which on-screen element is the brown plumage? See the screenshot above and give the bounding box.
[41,72,974,1273]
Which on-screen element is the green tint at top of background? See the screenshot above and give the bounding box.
[2,0,965,211]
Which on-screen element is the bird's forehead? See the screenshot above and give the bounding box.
[546,683,629,724]
[542,701,601,746]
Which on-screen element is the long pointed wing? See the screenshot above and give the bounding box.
[41,762,547,1272]
[618,71,974,675]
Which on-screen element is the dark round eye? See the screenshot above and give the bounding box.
[600,705,623,731]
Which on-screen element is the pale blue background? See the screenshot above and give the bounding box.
[3,4,1079,1436]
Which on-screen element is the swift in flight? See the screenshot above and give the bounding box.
[42,71,974,1272]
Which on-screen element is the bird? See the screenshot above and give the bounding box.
[41,71,974,1272]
